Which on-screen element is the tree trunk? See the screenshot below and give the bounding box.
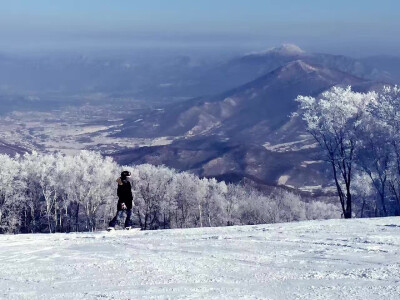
[360,198,366,218]
[54,203,58,233]
[344,192,352,219]
[331,161,346,217]
[137,208,143,229]
[379,190,388,217]
[75,203,80,232]
[207,209,212,227]
[198,203,203,227]
[47,215,52,233]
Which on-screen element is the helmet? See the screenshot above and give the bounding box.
[121,170,131,178]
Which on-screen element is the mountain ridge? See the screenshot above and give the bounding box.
[112,59,374,190]
[116,59,366,140]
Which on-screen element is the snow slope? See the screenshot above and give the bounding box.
[1,218,400,300]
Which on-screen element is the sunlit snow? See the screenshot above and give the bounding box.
[1,218,399,299]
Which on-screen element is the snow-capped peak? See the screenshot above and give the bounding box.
[271,44,305,55]
[245,44,306,57]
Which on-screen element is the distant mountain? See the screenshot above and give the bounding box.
[361,55,400,84]
[117,60,365,141]
[248,44,306,56]
[112,60,375,191]
[238,44,393,82]
[191,44,391,95]
[0,52,206,101]
[0,45,395,104]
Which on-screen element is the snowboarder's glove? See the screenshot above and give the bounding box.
[121,203,127,210]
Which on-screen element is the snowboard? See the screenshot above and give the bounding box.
[106,227,141,233]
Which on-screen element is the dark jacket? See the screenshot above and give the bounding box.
[117,178,133,210]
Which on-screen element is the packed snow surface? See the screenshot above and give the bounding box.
[1,218,400,299]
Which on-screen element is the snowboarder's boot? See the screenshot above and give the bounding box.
[125,226,132,230]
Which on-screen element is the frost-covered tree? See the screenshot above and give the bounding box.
[70,151,118,231]
[296,86,377,218]
[129,164,176,230]
[352,173,375,217]
[0,151,342,233]
[367,86,400,215]
[20,152,47,233]
[24,152,61,233]
[18,151,118,232]
[271,189,306,222]
[305,200,341,220]
[201,178,228,227]
[0,154,24,233]
[173,172,201,228]
[225,184,246,226]
[357,97,392,216]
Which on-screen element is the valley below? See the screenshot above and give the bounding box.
[0,102,175,155]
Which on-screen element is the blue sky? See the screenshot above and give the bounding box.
[1,0,399,56]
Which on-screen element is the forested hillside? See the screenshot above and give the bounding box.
[0,151,339,233]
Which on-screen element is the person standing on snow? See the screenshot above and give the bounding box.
[107,170,134,231]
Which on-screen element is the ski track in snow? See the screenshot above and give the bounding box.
[1,218,400,300]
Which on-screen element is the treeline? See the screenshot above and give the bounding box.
[297,85,400,218]
[0,151,339,233]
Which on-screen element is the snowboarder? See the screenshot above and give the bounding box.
[107,170,134,231]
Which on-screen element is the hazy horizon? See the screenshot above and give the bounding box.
[1,0,399,58]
